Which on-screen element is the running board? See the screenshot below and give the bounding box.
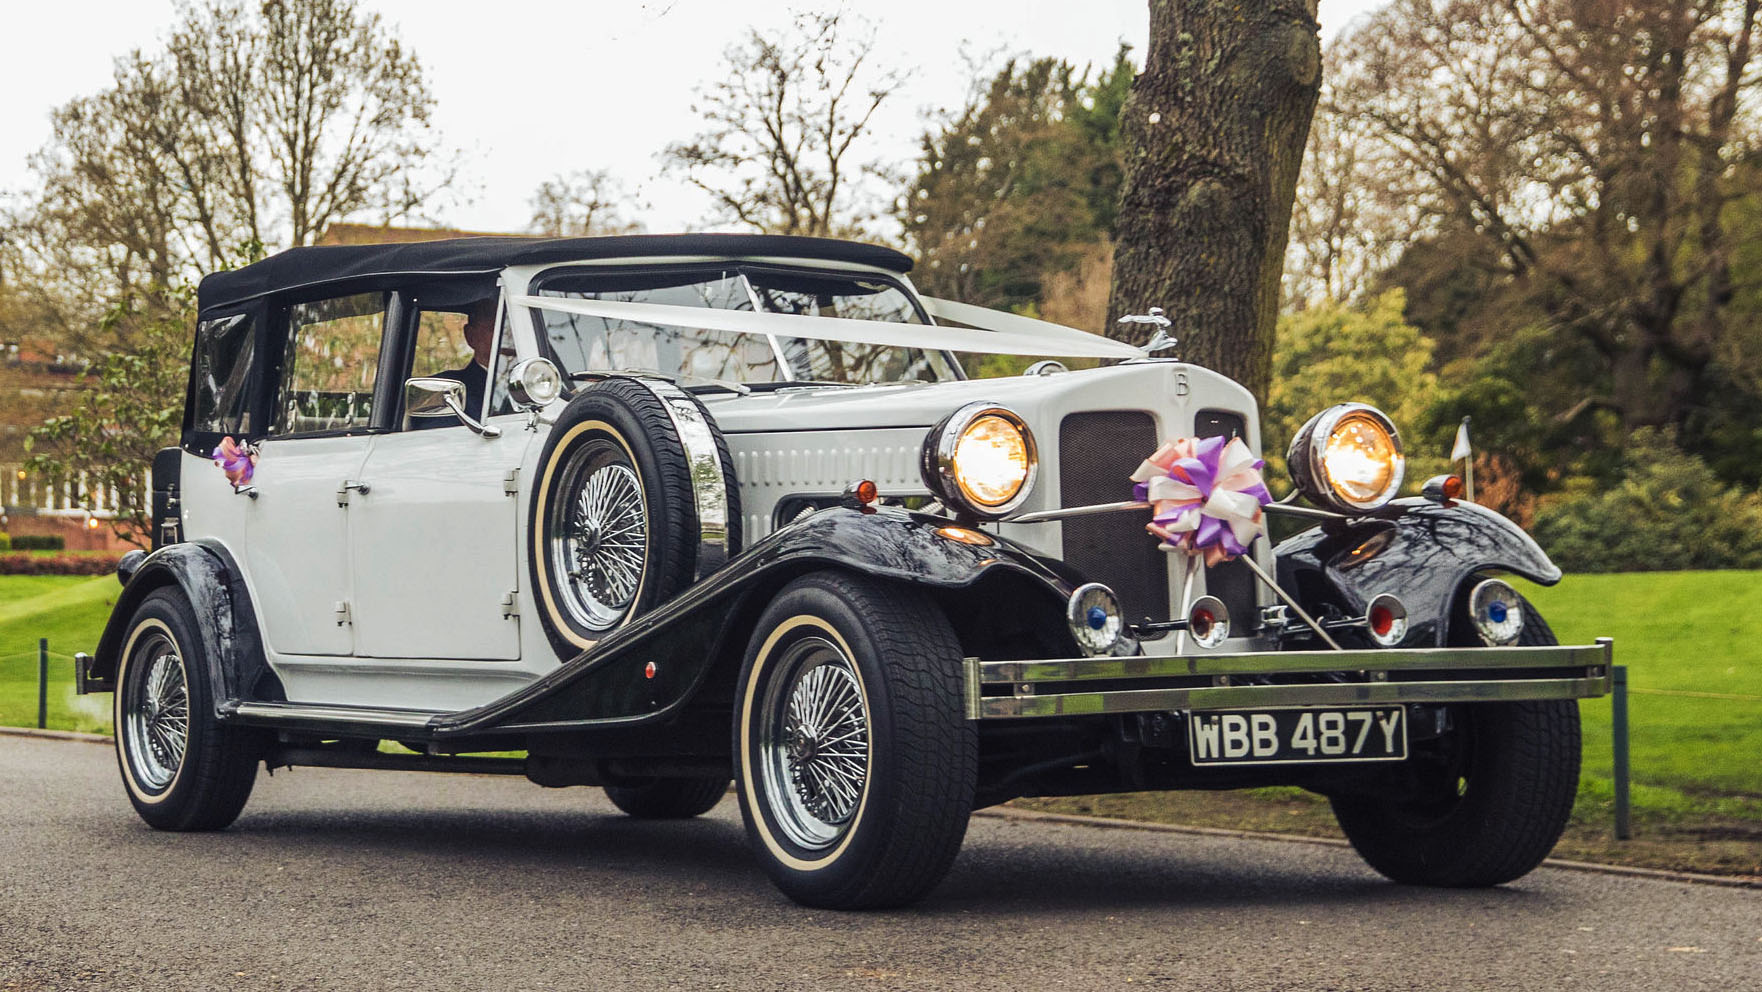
[225,701,447,738]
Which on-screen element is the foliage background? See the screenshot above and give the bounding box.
[10,0,1762,571]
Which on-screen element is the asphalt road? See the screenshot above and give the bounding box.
[2,735,1757,992]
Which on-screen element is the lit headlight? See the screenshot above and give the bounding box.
[921,403,1038,518]
[1286,403,1405,513]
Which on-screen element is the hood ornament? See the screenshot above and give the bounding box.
[1118,307,1178,354]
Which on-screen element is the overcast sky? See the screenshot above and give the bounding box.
[1,0,1382,236]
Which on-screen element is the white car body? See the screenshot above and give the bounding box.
[179,252,1266,713]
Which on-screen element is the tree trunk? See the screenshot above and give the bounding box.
[1108,0,1322,405]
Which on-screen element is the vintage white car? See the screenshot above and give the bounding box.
[81,234,1611,908]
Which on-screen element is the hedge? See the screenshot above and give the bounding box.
[0,554,119,576]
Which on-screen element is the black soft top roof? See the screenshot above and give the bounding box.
[196,233,914,314]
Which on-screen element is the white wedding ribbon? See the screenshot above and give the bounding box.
[515,294,1146,360]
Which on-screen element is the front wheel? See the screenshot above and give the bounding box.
[1330,599,1580,886]
[735,571,977,909]
[114,588,262,831]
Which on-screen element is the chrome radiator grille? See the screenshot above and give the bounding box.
[1058,412,1168,621]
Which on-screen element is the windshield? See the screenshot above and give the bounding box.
[531,265,958,386]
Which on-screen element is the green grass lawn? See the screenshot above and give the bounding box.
[2,570,1758,801]
[1520,571,1762,798]
[0,575,118,734]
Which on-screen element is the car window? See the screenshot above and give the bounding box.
[272,291,386,435]
[188,311,256,435]
[412,310,472,380]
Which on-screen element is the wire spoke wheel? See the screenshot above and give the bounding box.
[122,630,189,794]
[758,636,872,851]
[549,437,649,630]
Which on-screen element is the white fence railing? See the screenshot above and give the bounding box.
[0,463,148,520]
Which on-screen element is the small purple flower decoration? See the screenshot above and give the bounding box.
[213,436,256,490]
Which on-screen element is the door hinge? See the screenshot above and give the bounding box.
[334,600,352,626]
[503,467,520,496]
[500,591,519,619]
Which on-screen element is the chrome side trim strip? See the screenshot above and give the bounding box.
[230,702,443,728]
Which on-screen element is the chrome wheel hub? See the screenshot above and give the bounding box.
[550,438,647,631]
[123,631,189,793]
[759,636,871,850]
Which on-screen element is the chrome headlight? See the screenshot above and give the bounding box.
[1287,403,1405,513]
[921,402,1038,519]
[507,357,563,408]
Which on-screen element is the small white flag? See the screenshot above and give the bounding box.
[1450,418,1472,462]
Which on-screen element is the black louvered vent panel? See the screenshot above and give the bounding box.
[1059,412,1168,622]
[1193,409,1258,632]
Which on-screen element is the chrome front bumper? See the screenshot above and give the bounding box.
[963,640,1613,720]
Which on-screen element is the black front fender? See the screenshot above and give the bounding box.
[92,540,278,715]
[441,505,1078,736]
[1274,498,1560,647]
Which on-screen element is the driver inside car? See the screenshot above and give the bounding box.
[432,297,497,417]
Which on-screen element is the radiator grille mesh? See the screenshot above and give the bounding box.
[1193,409,1258,630]
[1058,412,1168,621]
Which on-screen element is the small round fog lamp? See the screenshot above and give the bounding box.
[1187,595,1231,650]
[1067,583,1133,656]
[1364,593,1408,647]
[1469,578,1525,645]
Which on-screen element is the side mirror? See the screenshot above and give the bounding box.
[403,377,467,428]
[403,377,501,438]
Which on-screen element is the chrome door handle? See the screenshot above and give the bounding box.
[337,480,370,506]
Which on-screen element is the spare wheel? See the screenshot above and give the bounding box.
[528,376,741,658]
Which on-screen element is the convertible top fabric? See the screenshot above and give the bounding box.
[196,233,914,313]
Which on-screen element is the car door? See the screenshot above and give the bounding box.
[346,290,528,661]
[243,290,389,657]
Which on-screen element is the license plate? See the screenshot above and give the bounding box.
[1187,707,1408,766]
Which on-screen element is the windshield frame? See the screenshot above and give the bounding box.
[521,259,963,388]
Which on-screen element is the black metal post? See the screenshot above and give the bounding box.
[1612,664,1631,840]
[37,638,48,730]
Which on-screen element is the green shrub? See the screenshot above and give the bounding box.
[1533,429,1762,572]
[10,535,67,551]
[0,533,9,552]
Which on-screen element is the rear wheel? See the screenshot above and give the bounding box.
[735,571,977,909]
[114,588,262,831]
[1330,598,1580,886]
[604,776,729,819]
